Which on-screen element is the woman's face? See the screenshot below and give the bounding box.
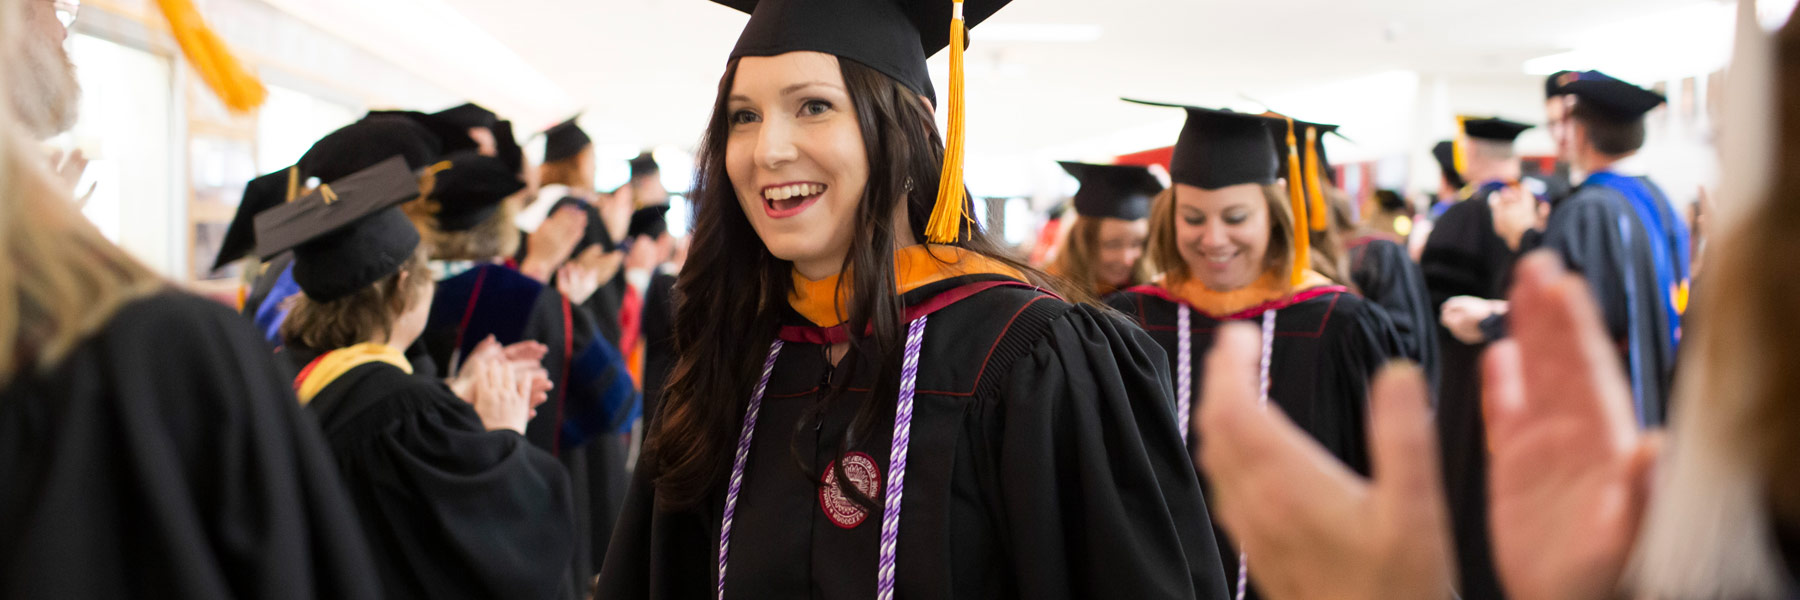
[1174,183,1270,291]
[725,51,870,280]
[1093,217,1148,287]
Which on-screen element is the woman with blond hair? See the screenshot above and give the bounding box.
[0,0,380,596]
[1104,102,1401,600]
[1045,161,1158,298]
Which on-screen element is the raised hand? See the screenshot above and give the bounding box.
[1484,252,1659,600]
[1196,324,1454,600]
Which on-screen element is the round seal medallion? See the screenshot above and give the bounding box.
[819,452,882,529]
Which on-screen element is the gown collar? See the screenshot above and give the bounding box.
[788,244,1026,328]
[1132,269,1340,320]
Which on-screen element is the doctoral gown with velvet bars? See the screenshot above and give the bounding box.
[421,262,639,583]
[597,275,1230,600]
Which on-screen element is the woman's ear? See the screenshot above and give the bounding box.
[920,95,936,118]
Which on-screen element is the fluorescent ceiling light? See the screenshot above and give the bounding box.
[1521,2,1734,80]
[977,24,1103,43]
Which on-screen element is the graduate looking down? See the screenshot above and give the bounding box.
[1102,103,1401,600]
[599,0,1229,598]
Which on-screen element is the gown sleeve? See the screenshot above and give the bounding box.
[346,384,578,600]
[1526,192,1634,342]
[1352,240,1440,394]
[548,287,641,447]
[984,304,1230,600]
[1317,298,1404,476]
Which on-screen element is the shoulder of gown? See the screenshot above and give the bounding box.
[979,301,1231,599]
[311,363,579,600]
[0,291,382,599]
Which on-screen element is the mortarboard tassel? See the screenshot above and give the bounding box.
[1280,118,1311,289]
[1451,115,1469,186]
[1303,126,1328,232]
[154,0,266,113]
[925,0,969,244]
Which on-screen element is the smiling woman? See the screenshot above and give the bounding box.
[1102,103,1403,600]
[596,0,1231,598]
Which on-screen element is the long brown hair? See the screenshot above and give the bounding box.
[1145,184,1296,285]
[645,56,1052,511]
[0,1,163,385]
[1047,215,1151,295]
[1629,3,1799,596]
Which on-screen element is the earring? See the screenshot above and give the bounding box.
[904,177,915,192]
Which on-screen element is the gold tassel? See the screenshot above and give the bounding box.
[1281,117,1311,289]
[154,0,267,113]
[1452,115,1469,180]
[285,166,299,202]
[1303,125,1327,232]
[925,0,969,244]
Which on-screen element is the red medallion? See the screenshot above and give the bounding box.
[819,452,882,529]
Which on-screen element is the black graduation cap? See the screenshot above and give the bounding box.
[1057,161,1160,221]
[1374,188,1408,212]
[629,151,659,179]
[364,110,479,156]
[299,116,445,183]
[1460,116,1533,142]
[1546,70,1666,119]
[542,116,592,164]
[493,120,524,176]
[1432,141,1465,189]
[627,204,672,240]
[1267,115,1342,186]
[1546,70,1572,99]
[252,156,423,302]
[210,169,292,272]
[426,151,527,232]
[1123,99,1282,190]
[432,102,499,131]
[713,0,1012,105]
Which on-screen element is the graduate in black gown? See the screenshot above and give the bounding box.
[260,157,578,600]
[598,1,1228,597]
[0,118,381,600]
[1103,103,1402,600]
[1330,188,1438,395]
[1510,70,1684,422]
[1416,115,1535,600]
[411,150,640,586]
[221,115,460,374]
[1044,161,1157,298]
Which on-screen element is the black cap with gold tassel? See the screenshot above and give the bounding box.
[711,0,1014,243]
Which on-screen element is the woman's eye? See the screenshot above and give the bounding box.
[1223,212,1247,225]
[729,109,760,126]
[800,99,832,116]
[1184,216,1204,226]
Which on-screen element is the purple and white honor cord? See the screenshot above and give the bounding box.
[716,317,929,600]
[1176,304,1193,442]
[717,338,783,600]
[1233,310,1277,600]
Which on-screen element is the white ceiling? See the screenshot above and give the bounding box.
[276,0,1743,193]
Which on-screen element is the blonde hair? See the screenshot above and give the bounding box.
[406,194,522,261]
[1145,184,1296,285]
[1627,4,1798,595]
[0,0,163,385]
[1046,215,1151,295]
[279,247,432,353]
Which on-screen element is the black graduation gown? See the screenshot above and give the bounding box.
[1105,285,1401,600]
[598,276,1230,599]
[422,263,640,582]
[0,292,381,599]
[1349,235,1441,397]
[640,270,678,424]
[305,361,577,600]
